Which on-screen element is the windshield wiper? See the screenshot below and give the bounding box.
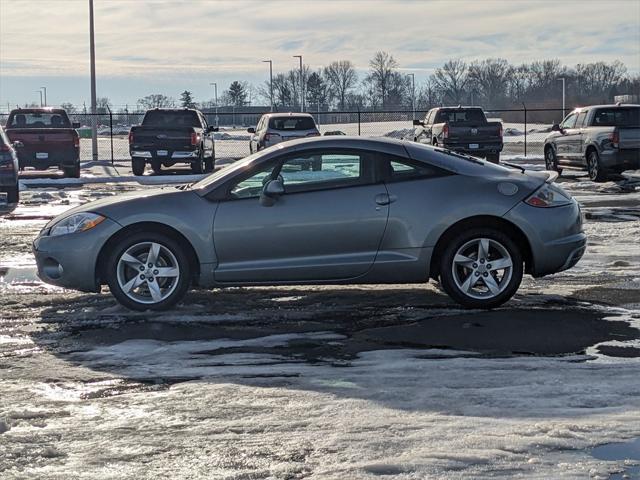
[501,161,526,173]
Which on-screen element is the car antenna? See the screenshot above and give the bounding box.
[501,161,526,173]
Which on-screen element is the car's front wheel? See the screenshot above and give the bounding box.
[544,146,560,172]
[106,232,191,311]
[439,228,523,309]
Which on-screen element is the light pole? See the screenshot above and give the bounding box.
[558,77,566,118]
[40,86,47,106]
[89,0,98,161]
[293,55,303,112]
[210,82,218,127]
[36,90,43,107]
[407,73,415,120]
[262,59,273,112]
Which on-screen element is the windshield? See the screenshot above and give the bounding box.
[142,110,200,127]
[7,111,71,128]
[592,107,640,127]
[192,150,264,190]
[435,109,486,124]
[269,117,317,130]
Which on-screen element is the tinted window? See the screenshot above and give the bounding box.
[268,116,317,130]
[382,155,449,182]
[592,107,640,127]
[7,111,71,128]
[434,109,486,124]
[560,112,578,129]
[142,110,200,127]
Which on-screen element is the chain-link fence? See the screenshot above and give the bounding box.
[0,107,569,163]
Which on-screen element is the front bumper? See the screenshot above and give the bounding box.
[504,199,587,277]
[32,217,122,292]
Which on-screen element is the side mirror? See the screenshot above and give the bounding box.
[207,126,219,133]
[12,140,24,149]
[551,124,561,132]
[72,122,81,128]
[413,120,424,126]
[247,127,256,134]
[259,178,284,207]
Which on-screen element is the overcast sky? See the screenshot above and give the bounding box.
[1,0,639,108]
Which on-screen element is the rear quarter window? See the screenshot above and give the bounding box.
[592,108,640,127]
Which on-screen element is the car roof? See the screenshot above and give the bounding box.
[9,108,68,114]
[572,104,640,112]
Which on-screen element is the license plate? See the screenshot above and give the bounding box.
[36,152,49,159]
[0,192,7,205]
[157,150,168,156]
[469,144,479,149]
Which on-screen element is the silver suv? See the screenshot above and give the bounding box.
[248,113,320,153]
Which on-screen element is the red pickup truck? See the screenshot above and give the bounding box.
[5,108,81,178]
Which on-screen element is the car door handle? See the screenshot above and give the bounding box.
[375,193,396,205]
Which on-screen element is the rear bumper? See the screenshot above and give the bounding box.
[599,148,640,171]
[130,148,199,162]
[443,141,503,155]
[17,148,79,169]
[504,199,587,277]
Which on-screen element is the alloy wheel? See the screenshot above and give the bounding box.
[116,241,180,304]
[451,238,513,300]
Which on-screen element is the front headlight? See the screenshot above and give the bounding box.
[525,183,572,208]
[49,212,106,237]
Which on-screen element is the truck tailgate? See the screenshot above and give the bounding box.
[619,127,640,149]
[6,128,76,148]
[131,127,195,149]
[448,122,502,143]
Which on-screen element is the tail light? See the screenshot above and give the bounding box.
[498,124,503,137]
[128,131,134,144]
[306,132,321,137]
[525,183,572,208]
[609,130,619,147]
[442,124,449,139]
[190,132,200,145]
[73,133,80,148]
[265,133,281,142]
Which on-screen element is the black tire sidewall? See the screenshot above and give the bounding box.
[132,158,145,176]
[106,231,191,311]
[439,228,523,309]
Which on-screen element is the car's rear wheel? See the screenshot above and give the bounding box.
[204,157,214,173]
[587,150,608,182]
[191,150,205,174]
[439,228,523,309]
[63,163,81,178]
[132,157,146,176]
[106,232,191,311]
[485,153,500,164]
[151,159,162,174]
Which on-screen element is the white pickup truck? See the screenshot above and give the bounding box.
[543,104,640,182]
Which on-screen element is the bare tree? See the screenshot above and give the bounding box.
[137,94,175,110]
[468,58,513,107]
[324,60,358,109]
[366,51,399,107]
[433,59,468,105]
[60,102,77,113]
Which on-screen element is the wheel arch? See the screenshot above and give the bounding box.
[95,221,201,287]
[429,215,533,279]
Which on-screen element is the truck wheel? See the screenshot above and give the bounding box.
[106,231,191,311]
[63,163,81,178]
[191,150,205,174]
[485,153,500,164]
[151,159,162,174]
[132,157,146,176]
[3,185,19,204]
[439,228,523,309]
[204,157,214,173]
[587,150,608,182]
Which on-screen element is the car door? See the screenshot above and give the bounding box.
[199,112,214,157]
[573,110,589,162]
[554,112,580,162]
[212,149,390,283]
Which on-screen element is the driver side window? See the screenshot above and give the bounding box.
[560,112,578,129]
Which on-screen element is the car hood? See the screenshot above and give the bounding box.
[43,186,191,228]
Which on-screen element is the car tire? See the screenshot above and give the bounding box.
[544,146,560,173]
[249,143,254,154]
[132,157,146,176]
[3,184,19,204]
[587,150,608,182]
[151,159,162,174]
[204,157,214,173]
[106,231,191,311]
[63,163,81,178]
[439,228,523,309]
[485,153,500,164]
[191,150,205,174]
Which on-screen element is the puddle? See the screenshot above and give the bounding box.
[590,437,640,479]
[0,266,41,286]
